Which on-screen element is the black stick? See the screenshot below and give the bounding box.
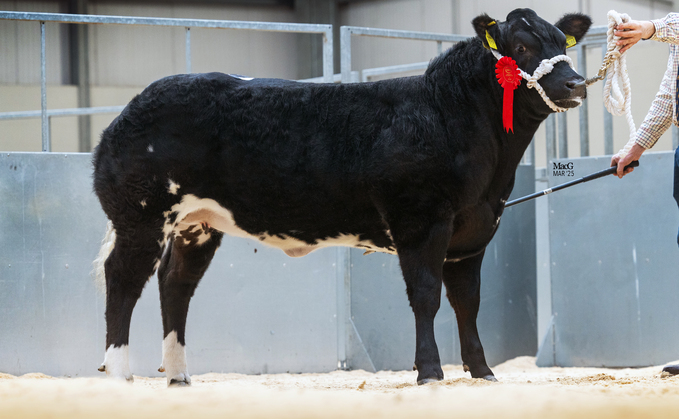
[505,161,639,208]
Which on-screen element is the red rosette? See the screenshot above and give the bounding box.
[495,57,522,133]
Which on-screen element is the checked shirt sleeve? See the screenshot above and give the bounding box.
[650,13,679,45]
[635,13,679,149]
[635,50,675,149]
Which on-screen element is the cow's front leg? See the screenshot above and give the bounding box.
[442,252,496,381]
[394,219,453,385]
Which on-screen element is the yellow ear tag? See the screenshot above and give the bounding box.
[566,34,577,48]
[486,31,497,50]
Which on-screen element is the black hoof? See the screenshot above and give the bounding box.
[417,377,442,385]
[482,375,498,382]
[169,378,191,387]
[663,365,679,375]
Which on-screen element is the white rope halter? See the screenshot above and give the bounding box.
[600,10,636,159]
[490,49,575,113]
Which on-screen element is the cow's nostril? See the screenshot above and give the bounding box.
[566,80,586,90]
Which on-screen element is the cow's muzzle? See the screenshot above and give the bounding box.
[553,78,587,108]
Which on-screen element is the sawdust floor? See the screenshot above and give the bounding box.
[3,356,679,419]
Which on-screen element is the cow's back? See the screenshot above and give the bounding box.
[92,72,441,248]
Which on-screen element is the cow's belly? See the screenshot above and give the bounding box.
[163,194,396,257]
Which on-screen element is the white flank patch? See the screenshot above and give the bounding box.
[160,194,395,256]
[162,331,190,385]
[147,144,154,152]
[102,344,133,382]
[92,220,116,296]
[168,179,181,195]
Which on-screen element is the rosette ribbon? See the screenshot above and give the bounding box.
[495,56,522,133]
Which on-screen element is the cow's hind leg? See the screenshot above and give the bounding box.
[100,227,165,382]
[442,252,496,381]
[393,219,453,385]
[157,225,223,387]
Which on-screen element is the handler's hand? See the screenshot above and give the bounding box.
[611,143,645,178]
[615,20,655,54]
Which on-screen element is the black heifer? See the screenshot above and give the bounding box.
[93,8,591,386]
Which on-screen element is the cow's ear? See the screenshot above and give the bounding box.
[473,14,500,50]
[555,13,592,43]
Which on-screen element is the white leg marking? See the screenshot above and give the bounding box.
[102,344,133,382]
[168,179,181,195]
[162,331,190,386]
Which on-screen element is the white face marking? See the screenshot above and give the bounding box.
[162,331,190,386]
[140,199,147,208]
[522,18,531,27]
[161,194,396,256]
[147,144,154,152]
[102,344,133,382]
[168,179,181,195]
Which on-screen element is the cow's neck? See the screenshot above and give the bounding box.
[431,40,549,167]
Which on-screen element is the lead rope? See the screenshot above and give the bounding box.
[586,10,637,158]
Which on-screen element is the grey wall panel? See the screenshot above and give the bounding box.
[0,153,536,377]
[544,153,679,367]
[348,164,537,372]
[0,152,339,377]
[478,164,537,366]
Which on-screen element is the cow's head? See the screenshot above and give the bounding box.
[473,8,592,111]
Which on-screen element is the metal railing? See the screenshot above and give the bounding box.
[339,26,467,84]
[0,11,334,152]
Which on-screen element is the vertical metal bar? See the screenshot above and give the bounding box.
[340,26,352,84]
[436,40,442,55]
[603,44,614,155]
[558,112,568,158]
[546,114,557,164]
[185,27,191,74]
[322,28,333,83]
[577,44,589,156]
[335,247,350,369]
[40,21,49,152]
[673,125,679,150]
[47,116,52,150]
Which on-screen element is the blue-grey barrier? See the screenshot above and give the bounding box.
[537,152,679,367]
[0,152,536,377]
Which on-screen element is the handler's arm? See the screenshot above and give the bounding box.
[611,51,675,177]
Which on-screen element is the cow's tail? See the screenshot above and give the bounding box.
[92,220,116,296]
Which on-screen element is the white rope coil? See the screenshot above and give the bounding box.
[604,10,637,159]
[491,49,574,113]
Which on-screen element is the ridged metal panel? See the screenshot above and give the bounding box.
[539,153,679,367]
[0,152,536,377]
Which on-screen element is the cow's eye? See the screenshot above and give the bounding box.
[516,45,526,54]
